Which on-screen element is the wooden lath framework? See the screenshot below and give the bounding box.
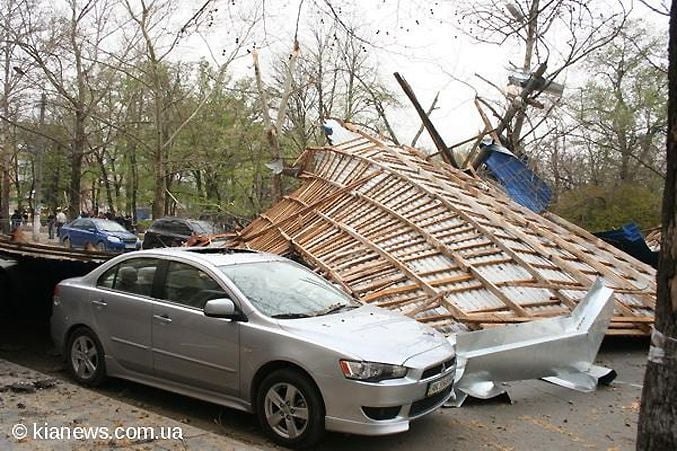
[231,126,656,335]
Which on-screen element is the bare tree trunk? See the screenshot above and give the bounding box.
[151,56,166,219]
[129,146,138,220]
[68,110,85,218]
[636,1,677,448]
[252,41,300,203]
[1,12,11,234]
[95,150,115,215]
[510,0,540,153]
[0,128,11,234]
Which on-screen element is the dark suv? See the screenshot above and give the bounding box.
[141,217,217,249]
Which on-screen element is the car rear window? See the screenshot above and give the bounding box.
[97,258,160,297]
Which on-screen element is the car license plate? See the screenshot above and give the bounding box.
[125,244,136,249]
[426,373,453,397]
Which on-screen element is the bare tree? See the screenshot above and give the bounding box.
[6,0,127,218]
[0,0,37,232]
[252,39,300,202]
[122,0,255,218]
[282,23,399,151]
[455,0,628,155]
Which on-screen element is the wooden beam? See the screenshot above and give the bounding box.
[393,72,458,168]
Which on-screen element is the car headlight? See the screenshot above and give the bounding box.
[339,360,408,382]
[107,236,122,243]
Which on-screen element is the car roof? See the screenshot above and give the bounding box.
[126,247,286,267]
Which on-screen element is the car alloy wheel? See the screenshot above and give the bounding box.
[265,382,309,439]
[67,328,106,386]
[257,369,324,448]
[96,242,106,252]
[63,237,71,248]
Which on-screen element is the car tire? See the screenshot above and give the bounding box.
[66,327,106,387]
[256,368,325,449]
[96,242,106,252]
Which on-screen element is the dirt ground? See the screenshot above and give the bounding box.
[0,358,255,450]
[0,314,647,450]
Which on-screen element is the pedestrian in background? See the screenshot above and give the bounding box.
[56,208,67,238]
[47,210,56,239]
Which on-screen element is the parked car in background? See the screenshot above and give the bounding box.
[59,218,141,252]
[51,248,456,448]
[142,217,217,249]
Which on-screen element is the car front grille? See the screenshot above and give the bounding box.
[123,238,137,245]
[409,385,453,417]
[421,356,456,380]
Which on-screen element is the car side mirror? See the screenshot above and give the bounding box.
[204,298,244,320]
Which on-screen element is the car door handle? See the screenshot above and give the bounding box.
[153,314,172,324]
[91,300,108,308]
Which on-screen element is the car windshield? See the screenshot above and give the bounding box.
[95,220,127,232]
[189,220,214,234]
[218,261,360,318]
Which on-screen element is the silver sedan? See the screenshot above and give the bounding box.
[51,248,456,448]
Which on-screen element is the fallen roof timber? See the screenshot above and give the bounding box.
[0,236,110,264]
[230,123,656,336]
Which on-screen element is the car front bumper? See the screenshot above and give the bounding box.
[107,240,141,252]
[320,352,456,435]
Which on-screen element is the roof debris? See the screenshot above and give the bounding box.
[229,121,656,336]
[0,236,110,264]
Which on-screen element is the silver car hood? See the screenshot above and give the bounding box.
[278,305,449,366]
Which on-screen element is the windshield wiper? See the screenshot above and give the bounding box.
[313,303,359,317]
[271,313,312,319]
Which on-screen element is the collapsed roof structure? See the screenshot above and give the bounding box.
[229,122,656,336]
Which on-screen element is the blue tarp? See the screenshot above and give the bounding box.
[594,223,658,268]
[479,144,552,213]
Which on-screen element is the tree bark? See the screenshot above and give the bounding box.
[68,110,85,218]
[1,0,15,234]
[510,0,540,154]
[636,1,677,448]
[1,129,11,234]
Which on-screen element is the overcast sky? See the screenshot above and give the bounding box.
[169,0,669,152]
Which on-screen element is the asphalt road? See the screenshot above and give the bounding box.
[0,315,648,450]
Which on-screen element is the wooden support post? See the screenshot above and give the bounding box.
[393,72,458,168]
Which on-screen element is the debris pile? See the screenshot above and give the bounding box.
[230,122,656,335]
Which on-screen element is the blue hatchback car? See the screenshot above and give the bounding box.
[60,218,140,253]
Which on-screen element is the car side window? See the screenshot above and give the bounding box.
[83,220,96,231]
[154,220,169,232]
[71,219,85,229]
[98,266,117,289]
[96,258,160,297]
[161,261,227,309]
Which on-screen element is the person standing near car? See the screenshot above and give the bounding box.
[56,207,67,238]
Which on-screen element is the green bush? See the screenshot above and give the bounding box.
[552,183,662,232]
